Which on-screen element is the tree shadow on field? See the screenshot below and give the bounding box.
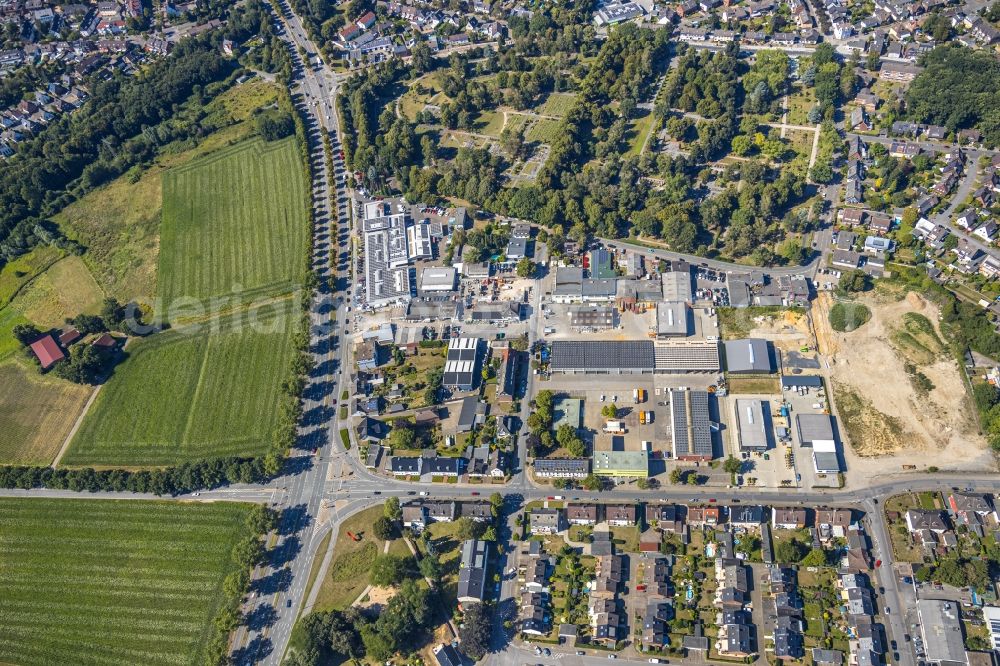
[245,603,279,631]
[232,635,273,665]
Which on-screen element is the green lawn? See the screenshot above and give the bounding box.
[0,497,255,666]
[0,306,29,362]
[537,92,577,117]
[0,245,65,309]
[157,137,309,312]
[62,302,297,466]
[311,505,412,612]
[526,118,563,144]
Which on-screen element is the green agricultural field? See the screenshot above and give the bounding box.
[157,137,309,312]
[63,302,297,467]
[0,497,254,666]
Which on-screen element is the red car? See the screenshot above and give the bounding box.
[471,491,480,496]
[875,559,882,568]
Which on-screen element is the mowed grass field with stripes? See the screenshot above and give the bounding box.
[0,498,254,666]
[63,135,309,467]
[63,302,297,466]
[157,136,309,307]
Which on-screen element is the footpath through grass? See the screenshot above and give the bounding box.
[157,136,309,311]
[0,497,255,666]
[63,301,297,467]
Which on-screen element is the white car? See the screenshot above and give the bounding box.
[600,395,606,402]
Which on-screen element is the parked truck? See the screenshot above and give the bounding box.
[639,411,647,425]
[633,389,639,403]
[604,420,626,434]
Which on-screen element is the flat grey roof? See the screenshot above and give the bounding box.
[735,399,770,450]
[724,338,773,373]
[550,340,655,372]
[781,375,823,389]
[657,301,690,336]
[662,270,693,303]
[420,266,458,291]
[917,600,968,666]
[796,413,835,444]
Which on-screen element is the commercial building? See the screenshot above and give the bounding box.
[982,606,1000,651]
[407,221,433,260]
[654,341,721,373]
[589,248,616,279]
[420,267,458,292]
[550,340,655,374]
[724,338,773,374]
[592,451,649,477]
[549,340,720,374]
[569,306,616,330]
[662,269,693,303]
[443,337,482,391]
[457,539,490,605]
[363,200,413,308]
[735,399,770,452]
[533,457,589,479]
[917,600,968,666]
[656,301,691,337]
[670,389,714,461]
[553,397,583,430]
[796,413,842,473]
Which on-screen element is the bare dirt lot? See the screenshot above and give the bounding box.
[746,308,814,353]
[814,288,991,475]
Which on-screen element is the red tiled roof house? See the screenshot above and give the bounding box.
[30,335,65,369]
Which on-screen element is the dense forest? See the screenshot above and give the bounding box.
[0,2,277,267]
[907,44,1000,146]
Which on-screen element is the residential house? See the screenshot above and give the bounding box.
[731,505,766,528]
[816,508,853,539]
[974,220,998,243]
[457,539,489,605]
[772,507,808,530]
[688,506,721,527]
[605,504,637,526]
[567,504,599,526]
[904,509,949,534]
[530,508,564,535]
[646,504,684,533]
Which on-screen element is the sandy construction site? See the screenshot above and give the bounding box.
[813,289,992,478]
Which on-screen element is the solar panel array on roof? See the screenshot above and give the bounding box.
[549,340,655,373]
[443,337,481,389]
[670,389,713,460]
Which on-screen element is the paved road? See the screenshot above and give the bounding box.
[846,132,1000,265]
[600,237,822,278]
